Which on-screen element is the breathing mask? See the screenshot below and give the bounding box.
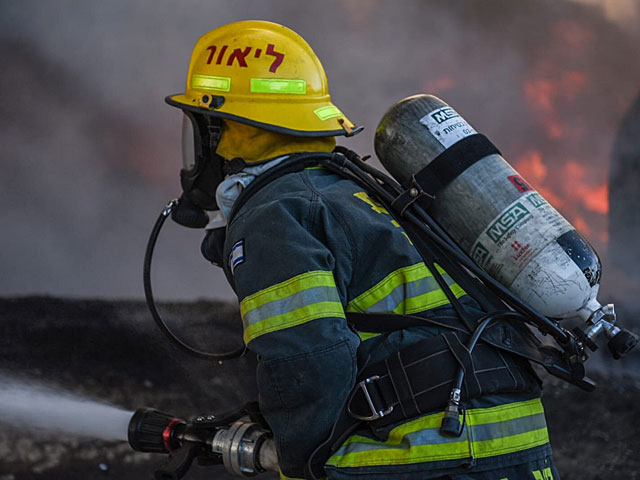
[172,111,226,228]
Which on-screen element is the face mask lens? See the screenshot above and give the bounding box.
[181,114,196,171]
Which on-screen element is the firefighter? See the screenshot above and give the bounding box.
[168,20,560,480]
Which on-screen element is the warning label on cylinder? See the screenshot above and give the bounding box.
[469,191,574,285]
[507,175,532,193]
[420,106,477,148]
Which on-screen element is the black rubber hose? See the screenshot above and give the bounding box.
[456,311,525,388]
[143,199,245,360]
[439,311,522,437]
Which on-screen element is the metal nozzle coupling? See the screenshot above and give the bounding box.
[211,420,276,476]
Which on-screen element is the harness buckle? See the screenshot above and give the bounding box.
[348,375,394,421]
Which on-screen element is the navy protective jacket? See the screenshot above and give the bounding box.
[215,162,556,480]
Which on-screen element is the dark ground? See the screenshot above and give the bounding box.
[1,297,639,479]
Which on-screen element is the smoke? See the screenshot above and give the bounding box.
[567,0,640,30]
[0,0,639,300]
[608,92,640,313]
[0,376,132,441]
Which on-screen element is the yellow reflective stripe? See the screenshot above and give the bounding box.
[191,74,231,92]
[346,263,465,314]
[384,407,447,437]
[357,331,381,342]
[472,427,549,459]
[244,301,345,344]
[348,263,428,312]
[327,398,549,468]
[329,436,472,466]
[250,78,306,94]
[240,271,345,344]
[314,105,344,121]
[392,284,464,314]
[467,397,544,425]
[241,271,336,316]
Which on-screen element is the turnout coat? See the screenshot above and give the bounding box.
[210,160,557,480]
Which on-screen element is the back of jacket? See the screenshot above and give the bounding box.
[220,165,551,480]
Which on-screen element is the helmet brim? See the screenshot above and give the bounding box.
[166,94,362,137]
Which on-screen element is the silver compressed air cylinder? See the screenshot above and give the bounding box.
[375,94,602,320]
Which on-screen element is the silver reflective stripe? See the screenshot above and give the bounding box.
[469,412,548,442]
[333,427,464,456]
[366,273,457,313]
[242,285,341,329]
[331,412,547,457]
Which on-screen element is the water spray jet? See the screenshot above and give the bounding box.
[0,376,133,442]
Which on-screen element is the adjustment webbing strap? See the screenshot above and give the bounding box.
[412,133,501,200]
[347,331,533,428]
[384,352,421,420]
[390,187,434,217]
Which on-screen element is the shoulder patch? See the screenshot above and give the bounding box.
[228,239,245,274]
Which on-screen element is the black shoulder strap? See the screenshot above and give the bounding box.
[346,311,470,335]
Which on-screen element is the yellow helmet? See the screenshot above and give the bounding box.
[166,20,361,137]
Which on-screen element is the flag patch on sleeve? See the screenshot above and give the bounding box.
[229,239,245,274]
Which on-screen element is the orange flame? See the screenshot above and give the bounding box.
[522,80,565,139]
[522,66,588,141]
[571,215,592,236]
[513,151,609,243]
[512,18,609,248]
[561,161,609,214]
[514,150,547,183]
[513,151,564,208]
[583,184,609,214]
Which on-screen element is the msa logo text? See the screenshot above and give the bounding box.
[430,107,459,124]
[486,203,530,243]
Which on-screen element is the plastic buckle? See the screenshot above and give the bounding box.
[348,376,394,421]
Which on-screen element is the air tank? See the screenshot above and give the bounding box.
[375,94,602,321]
